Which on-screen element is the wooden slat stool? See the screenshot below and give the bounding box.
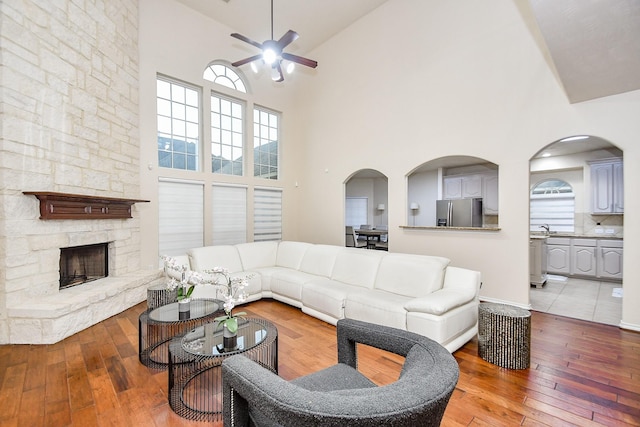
[147,282,177,310]
[478,302,531,369]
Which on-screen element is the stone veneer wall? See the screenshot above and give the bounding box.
[0,0,160,344]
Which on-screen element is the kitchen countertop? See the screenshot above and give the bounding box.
[402,226,501,232]
[530,233,623,240]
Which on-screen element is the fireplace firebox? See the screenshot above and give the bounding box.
[59,243,109,289]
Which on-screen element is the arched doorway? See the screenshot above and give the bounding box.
[345,169,388,249]
[529,135,623,325]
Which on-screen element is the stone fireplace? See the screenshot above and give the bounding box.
[0,0,156,345]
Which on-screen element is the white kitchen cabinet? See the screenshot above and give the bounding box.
[590,159,623,214]
[530,237,547,287]
[461,175,483,198]
[597,239,623,280]
[443,172,498,214]
[443,177,463,199]
[443,175,483,199]
[483,173,499,215]
[570,239,597,277]
[546,238,571,275]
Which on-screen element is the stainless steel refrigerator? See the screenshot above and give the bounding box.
[436,198,483,227]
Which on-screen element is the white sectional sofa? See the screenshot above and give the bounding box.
[180,241,481,352]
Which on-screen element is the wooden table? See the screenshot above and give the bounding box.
[355,229,388,249]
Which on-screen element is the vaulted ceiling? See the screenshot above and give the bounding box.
[176,0,640,104]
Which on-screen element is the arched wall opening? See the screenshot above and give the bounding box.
[529,135,623,325]
[344,169,388,247]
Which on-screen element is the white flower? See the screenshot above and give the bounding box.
[203,267,254,317]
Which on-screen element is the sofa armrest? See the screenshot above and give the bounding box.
[404,288,476,315]
[443,266,481,293]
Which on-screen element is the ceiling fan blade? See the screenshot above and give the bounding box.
[282,52,318,69]
[232,54,263,67]
[277,30,299,49]
[274,62,284,82]
[230,33,263,50]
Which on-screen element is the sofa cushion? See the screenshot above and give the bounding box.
[374,254,450,298]
[330,249,385,289]
[298,245,342,277]
[236,241,278,270]
[302,278,363,320]
[188,245,243,273]
[270,270,320,305]
[276,241,312,269]
[344,289,409,330]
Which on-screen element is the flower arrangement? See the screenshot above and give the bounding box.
[204,267,253,334]
[161,255,204,302]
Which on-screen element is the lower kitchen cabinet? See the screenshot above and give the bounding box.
[546,237,622,281]
[597,240,623,280]
[529,238,547,287]
[571,239,597,277]
[546,238,571,275]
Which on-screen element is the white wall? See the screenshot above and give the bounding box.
[289,0,640,329]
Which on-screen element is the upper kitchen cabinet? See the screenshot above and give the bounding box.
[443,175,482,199]
[590,158,623,214]
[443,171,498,215]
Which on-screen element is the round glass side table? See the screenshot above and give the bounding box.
[138,299,223,369]
[168,317,278,421]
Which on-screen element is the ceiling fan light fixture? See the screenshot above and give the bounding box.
[229,0,317,82]
[285,61,295,74]
[263,48,277,65]
[271,65,281,81]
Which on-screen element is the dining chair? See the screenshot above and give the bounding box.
[346,226,366,248]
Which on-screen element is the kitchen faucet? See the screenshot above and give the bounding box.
[539,224,550,233]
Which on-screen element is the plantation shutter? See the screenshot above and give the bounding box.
[158,179,204,258]
[530,193,575,233]
[254,187,282,242]
[212,184,247,245]
[345,197,368,228]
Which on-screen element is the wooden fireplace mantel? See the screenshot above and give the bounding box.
[23,191,150,220]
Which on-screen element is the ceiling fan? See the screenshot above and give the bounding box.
[230,0,318,82]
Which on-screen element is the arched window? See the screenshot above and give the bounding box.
[203,61,248,93]
[530,179,575,233]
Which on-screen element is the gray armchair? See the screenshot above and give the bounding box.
[222,319,459,426]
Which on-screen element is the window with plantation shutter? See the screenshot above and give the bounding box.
[530,179,575,233]
[345,197,368,228]
[158,179,204,258]
[212,184,247,245]
[254,187,282,242]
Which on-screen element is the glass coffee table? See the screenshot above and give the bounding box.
[168,317,278,421]
[138,299,223,369]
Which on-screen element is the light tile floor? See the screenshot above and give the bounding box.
[529,275,623,326]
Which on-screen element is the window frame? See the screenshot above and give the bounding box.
[156,75,201,171]
[253,106,280,180]
[530,179,575,233]
[210,91,246,176]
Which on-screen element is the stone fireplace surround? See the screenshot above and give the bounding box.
[4,195,162,345]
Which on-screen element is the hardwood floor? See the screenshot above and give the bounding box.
[1,299,639,426]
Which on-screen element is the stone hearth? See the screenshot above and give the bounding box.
[8,270,163,344]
